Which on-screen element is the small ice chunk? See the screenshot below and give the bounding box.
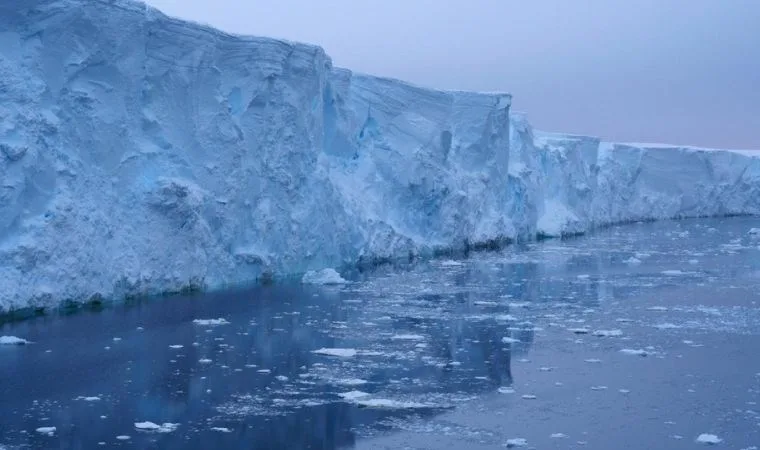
[338,390,370,401]
[112,337,122,342]
[169,345,184,349]
[498,387,516,394]
[619,389,631,394]
[193,318,230,326]
[211,427,232,433]
[301,268,347,285]
[584,359,602,363]
[334,378,368,386]
[134,422,179,433]
[689,259,699,265]
[620,349,649,357]
[505,438,528,447]
[662,270,686,276]
[647,306,668,311]
[116,435,131,440]
[551,433,568,439]
[312,348,357,357]
[353,398,430,409]
[577,274,590,279]
[440,260,464,267]
[695,434,722,445]
[198,358,212,364]
[390,334,425,341]
[275,375,288,382]
[624,257,642,265]
[521,394,537,400]
[593,329,622,337]
[654,323,681,330]
[501,337,521,344]
[76,396,101,401]
[36,426,56,435]
[0,336,31,345]
[590,386,608,391]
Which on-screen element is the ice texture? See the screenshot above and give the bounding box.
[1,0,759,312]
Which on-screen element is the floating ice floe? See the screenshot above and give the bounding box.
[36,427,56,435]
[169,345,184,349]
[593,329,623,337]
[116,435,131,440]
[198,358,213,364]
[301,268,348,285]
[654,323,681,330]
[584,359,603,363]
[134,422,179,433]
[0,336,31,345]
[551,433,568,439]
[390,334,425,341]
[211,427,232,433]
[505,438,528,447]
[193,318,230,326]
[501,337,521,344]
[439,260,465,267]
[312,348,357,357]
[521,394,537,400]
[620,349,649,357]
[695,434,722,445]
[624,257,642,265]
[338,390,370,401]
[662,270,688,276]
[334,378,368,386]
[75,396,101,401]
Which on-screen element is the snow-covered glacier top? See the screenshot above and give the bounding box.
[1,0,758,312]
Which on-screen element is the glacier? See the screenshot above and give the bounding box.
[1,0,759,313]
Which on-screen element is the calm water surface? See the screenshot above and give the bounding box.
[2,217,760,449]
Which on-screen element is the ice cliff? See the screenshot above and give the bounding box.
[1,0,759,312]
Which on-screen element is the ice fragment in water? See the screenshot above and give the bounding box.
[301,268,347,285]
[312,348,357,357]
[0,336,31,345]
[193,318,230,326]
[695,434,722,445]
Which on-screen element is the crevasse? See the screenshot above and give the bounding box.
[1,0,758,312]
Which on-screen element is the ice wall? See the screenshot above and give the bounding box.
[1,0,758,312]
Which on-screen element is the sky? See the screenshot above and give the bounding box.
[145,0,760,149]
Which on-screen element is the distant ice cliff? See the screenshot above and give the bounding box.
[1,0,758,312]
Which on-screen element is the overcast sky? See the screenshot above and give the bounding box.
[145,0,759,149]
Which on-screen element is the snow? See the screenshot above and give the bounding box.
[1,0,759,312]
[312,348,357,358]
[134,422,179,433]
[696,434,723,445]
[301,268,348,285]
[0,336,30,345]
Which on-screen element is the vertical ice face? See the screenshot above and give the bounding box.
[0,0,758,312]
